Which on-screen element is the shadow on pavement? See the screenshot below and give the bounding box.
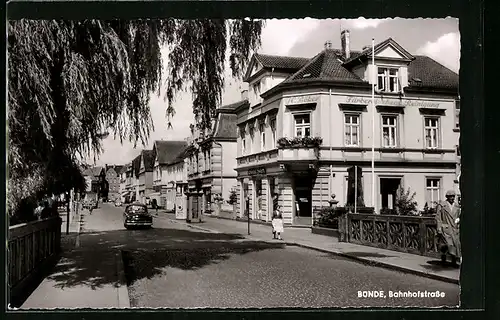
[45,228,285,291]
[421,260,460,271]
[339,251,394,259]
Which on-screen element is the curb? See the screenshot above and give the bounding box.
[205,214,312,229]
[115,251,131,308]
[175,219,222,234]
[285,242,459,285]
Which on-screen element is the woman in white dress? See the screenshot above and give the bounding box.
[272,205,284,240]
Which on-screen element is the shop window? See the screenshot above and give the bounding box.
[270,118,277,149]
[259,121,266,151]
[294,114,311,138]
[381,115,398,148]
[344,113,360,147]
[377,67,400,93]
[425,178,441,208]
[424,117,440,149]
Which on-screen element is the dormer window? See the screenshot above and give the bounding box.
[377,67,400,93]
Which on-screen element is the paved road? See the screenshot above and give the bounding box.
[77,204,460,308]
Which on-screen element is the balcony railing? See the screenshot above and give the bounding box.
[237,149,279,167]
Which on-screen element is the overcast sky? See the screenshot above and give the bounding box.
[89,17,460,166]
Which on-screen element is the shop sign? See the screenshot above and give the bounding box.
[248,167,266,176]
[284,95,320,105]
[345,96,441,109]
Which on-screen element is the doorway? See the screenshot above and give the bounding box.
[294,176,312,225]
[380,178,402,211]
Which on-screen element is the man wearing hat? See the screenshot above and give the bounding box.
[435,190,461,266]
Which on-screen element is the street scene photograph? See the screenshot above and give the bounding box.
[7,17,461,309]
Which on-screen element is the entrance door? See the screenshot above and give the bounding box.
[380,178,401,211]
[294,176,312,224]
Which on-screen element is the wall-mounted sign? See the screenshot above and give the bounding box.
[345,96,441,109]
[284,95,320,105]
[248,167,266,176]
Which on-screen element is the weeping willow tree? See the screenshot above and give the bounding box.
[8,19,263,222]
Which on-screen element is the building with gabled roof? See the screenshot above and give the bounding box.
[235,30,460,226]
[150,140,188,211]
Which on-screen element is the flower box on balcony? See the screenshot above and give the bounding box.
[277,136,323,149]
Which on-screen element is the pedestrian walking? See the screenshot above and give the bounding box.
[272,205,284,240]
[435,190,461,266]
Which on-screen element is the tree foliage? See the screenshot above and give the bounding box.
[8,19,263,219]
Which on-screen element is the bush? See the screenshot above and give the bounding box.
[315,206,347,228]
[421,202,437,216]
[379,187,419,216]
[380,208,397,215]
[395,187,419,216]
[228,189,237,205]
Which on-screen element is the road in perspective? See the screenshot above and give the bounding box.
[36,203,459,309]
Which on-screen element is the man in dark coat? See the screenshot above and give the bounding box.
[435,190,461,265]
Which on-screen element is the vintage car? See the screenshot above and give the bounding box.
[123,203,152,229]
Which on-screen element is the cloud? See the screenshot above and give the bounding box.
[260,18,321,56]
[416,32,460,72]
[345,18,388,30]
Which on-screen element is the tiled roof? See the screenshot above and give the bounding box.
[83,166,104,177]
[214,113,238,139]
[141,150,155,172]
[407,55,459,90]
[282,49,364,84]
[106,165,123,174]
[170,145,189,165]
[153,140,188,165]
[254,54,310,70]
[217,100,249,113]
[263,38,458,96]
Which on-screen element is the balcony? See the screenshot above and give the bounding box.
[237,149,279,169]
[277,136,322,162]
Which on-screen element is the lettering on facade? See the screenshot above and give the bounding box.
[284,95,320,105]
[345,96,441,109]
[248,167,266,176]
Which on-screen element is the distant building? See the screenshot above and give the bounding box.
[151,140,188,211]
[138,150,155,204]
[82,166,106,201]
[105,165,123,202]
[185,102,240,222]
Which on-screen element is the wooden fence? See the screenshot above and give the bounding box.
[346,213,443,258]
[8,217,62,305]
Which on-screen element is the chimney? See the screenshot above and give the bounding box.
[341,29,351,60]
[241,89,248,100]
[324,40,333,50]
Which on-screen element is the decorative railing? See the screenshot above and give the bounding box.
[8,217,62,305]
[346,213,443,258]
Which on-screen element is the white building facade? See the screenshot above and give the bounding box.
[235,32,460,226]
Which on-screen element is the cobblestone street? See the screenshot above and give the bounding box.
[124,244,459,308]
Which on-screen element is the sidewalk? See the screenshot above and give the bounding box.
[21,209,128,309]
[164,214,460,285]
